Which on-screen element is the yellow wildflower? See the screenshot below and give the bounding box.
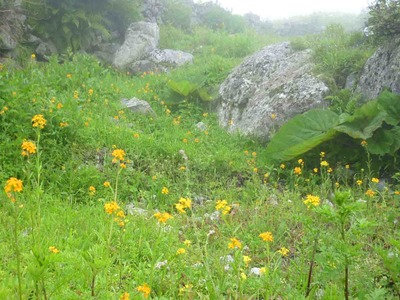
[243,255,251,266]
[182,138,188,143]
[176,248,186,255]
[175,197,191,213]
[298,159,303,165]
[294,167,302,175]
[361,140,368,146]
[112,149,126,162]
[320,161,329,167]
[66,73,72,78]
[365,189,376,197]
[280,164,286,169]
[345,164,350,169]
[184,240,191,247]
[303,194,320,208]
[228,238,242,249]
[327,168,333,173]
[320,151,325,158]
[356,180,363,186]
[4,177,23,194]
[241,272,247,280]
[120,292,130,300]
[120,163,127,169]
[371,178,379,183]
[49,246,60,254]
[31,53,36,59]
[21,140,37,156]
[313,168,318,173]
[88,186,96,196]
[32,114,47,129]
[88,89,94,96]
[133,133,140,138]
[154,212,173,223]
[259,232,274,242]
[278,247,290,257]
[104,201,120,214]
[270,113,276,119]
[161,187,169,195]
[136,283,151,299]
[103,181,111,188]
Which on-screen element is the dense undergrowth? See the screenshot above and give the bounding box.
[0,23,399,300]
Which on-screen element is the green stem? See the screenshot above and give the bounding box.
[13,204,23,300]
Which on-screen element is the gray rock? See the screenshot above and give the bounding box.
[121,97,156,115]
[0,9,26,51]
[141,0,164,23]
[345,72,358,90]
[129,49,193,74]
[113,21,159,69]
[93,42,120,64]
[217,42,329,140]
[129,59,166,74]
[357,39,400,100]
[149,48,193,67]
[35,40,57,57]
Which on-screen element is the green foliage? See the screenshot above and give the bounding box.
[265,110,339,161]
[23,0,141,53]
[368,0,400,42]
[161,0,192,30]
[266,91,400,161]
[292,24,374,89]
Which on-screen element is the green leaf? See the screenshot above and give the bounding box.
[367,126,400,155]
[377,90,400,126]
[334,101,386,139]
[197,87,213,102]
[265,109,339,161]
[167,80,198,97]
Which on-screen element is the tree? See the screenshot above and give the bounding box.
[367,0,400,41]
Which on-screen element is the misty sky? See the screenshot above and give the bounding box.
[194,0,371,20]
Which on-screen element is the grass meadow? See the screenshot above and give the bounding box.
[0,26,399,300]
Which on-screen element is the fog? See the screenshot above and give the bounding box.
[194,0,371,20]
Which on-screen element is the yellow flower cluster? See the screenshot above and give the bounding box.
[21,139,37,156]
[243,255,251,266]
[104,201,120,214]
[120,292,129,300]
[154,212,173,223]
[176,248,186,255]
[294,167,302,175]
[49,246,60,254]
[278,247,290,257]
[32,114,47,129]
[104,201,125,227]
[228,237,242,249]
[161,187,169,195]
[365,189,376,197]
[4,177,23,194]
[371,178,380,183]
[259,231,274,242]
[303,194,321,208]
[136,283,151,298]
[175,197,192,214]
[320,161,329,167]
[112,149,126,163]
[88,186,96,196]
[215,199,231,215]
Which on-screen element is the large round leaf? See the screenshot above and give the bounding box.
[265,109,339,162]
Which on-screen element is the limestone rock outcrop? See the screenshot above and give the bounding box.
[217,42,329,140]
[357,38,400,100]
